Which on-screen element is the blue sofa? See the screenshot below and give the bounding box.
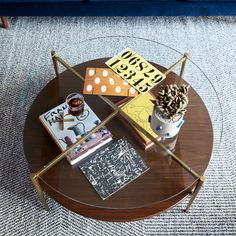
[1,0,236,16]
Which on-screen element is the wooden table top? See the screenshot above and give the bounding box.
[23,58,213,221]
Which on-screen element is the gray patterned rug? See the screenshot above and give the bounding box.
[0,17,235,236]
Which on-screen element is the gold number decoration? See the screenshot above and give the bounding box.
[106,48,166,93]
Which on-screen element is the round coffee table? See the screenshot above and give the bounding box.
[24,56,213,221]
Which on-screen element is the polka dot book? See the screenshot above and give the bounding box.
[83,67,139,97]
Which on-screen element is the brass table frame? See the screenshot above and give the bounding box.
[30,51,205,213]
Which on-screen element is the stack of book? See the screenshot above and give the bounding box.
[116,92,160,150]
[39,101,112,165]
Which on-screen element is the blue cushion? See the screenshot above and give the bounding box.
[90,0,174,1]
[0,0,84,2]
[1,0,236,16]
[185,0,234,1]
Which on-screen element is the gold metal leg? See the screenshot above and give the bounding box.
[30,173,49,211]
[51,51,60,79]
[180,53,188,78]
[185,176,205,212]
[30,110,118,210]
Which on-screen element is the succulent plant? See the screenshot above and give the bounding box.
[154,84,190,121]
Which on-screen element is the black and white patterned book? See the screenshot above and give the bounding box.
[78,138,149,200]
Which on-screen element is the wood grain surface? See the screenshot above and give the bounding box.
[23,58,213,221]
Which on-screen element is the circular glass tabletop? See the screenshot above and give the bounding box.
[59,36,223,144]
[19,36,222,213]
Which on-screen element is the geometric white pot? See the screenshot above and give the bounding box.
[149,108,184,139]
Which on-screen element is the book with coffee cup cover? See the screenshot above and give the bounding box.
[39,101,112,165]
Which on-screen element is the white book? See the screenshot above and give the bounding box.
[39,101,112,165]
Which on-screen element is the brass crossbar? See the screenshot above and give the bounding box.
[31,51,204,212]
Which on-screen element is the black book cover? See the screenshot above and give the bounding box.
[78,138,149,200]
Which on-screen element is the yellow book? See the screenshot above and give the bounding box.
[121,92,159,145]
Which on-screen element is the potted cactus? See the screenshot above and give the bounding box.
[149,84,190,139]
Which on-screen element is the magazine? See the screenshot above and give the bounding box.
[39,101,112,165]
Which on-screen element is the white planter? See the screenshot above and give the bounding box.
[149,109,184,139]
